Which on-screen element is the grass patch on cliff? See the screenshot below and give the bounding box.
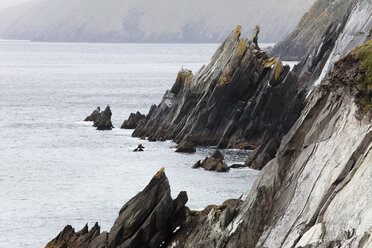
[355,40,372,111]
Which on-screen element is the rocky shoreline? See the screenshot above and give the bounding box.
[48,0,372,247]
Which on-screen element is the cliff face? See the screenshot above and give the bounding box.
[133,26,305,169]
[163,41,372,248]
[46,0,372,247]
[270,0,351,60]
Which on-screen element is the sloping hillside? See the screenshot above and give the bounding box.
[270,0,351,60]
[0,0,314,43]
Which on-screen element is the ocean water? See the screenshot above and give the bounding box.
[0,41,261,248]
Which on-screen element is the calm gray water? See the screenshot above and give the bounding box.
[0,41,261,248]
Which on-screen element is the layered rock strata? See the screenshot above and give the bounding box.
[121,111,146,129]
[165,38,372,248]
[46,168,188,248]
[270,0,351,60]
[132,25,305,169]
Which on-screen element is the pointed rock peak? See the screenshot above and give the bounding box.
[154,167,165,179]
[234,24,242,40]
[249,25,260,46]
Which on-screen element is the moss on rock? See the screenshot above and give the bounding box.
[355,40,372,112]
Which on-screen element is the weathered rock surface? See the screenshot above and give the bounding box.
[133,25,305,169]
[46,168,188,248]
[93,105,114,131]
[175,141,196,153]
[84,107,101,122]
[270,0,350,60]
[121,111,145,129]
[165,39,372,248]
[46,223,101,248]
[193,150,230,172]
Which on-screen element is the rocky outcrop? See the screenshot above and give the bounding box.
[84,107,101,122]
[133,144,145,152]
[165,39,372,248]
[193,150,230,172]
[93,105,114,131]
[45,223,101,248]
[46,168,188,248]
[175,141,196,153]
[133,25,305,169]
[270,0,351,60]
[121,111,146,129]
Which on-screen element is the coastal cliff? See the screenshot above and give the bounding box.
[46,0,372,247]
[132,25,305,169]
[270,0,350,60]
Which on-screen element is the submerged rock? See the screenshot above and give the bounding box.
[93,105,114,130]
[84,107,101,122]
[121,111,146,129]
[46,168,188,248]
[229,164,246,169]
[193,150,230,172]
[175,141,196,153]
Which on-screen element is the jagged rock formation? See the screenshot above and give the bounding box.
[93,105,114,131]
[164,40,372,248]
[46,168,188,248]
[175,141,196,153]
[121,111,145,129]
[133,25,305,169]
[193,150,230,172]
[84,107,101,122]
[47,0,372,247]
[270,0,350,60]
[46,223,101,248]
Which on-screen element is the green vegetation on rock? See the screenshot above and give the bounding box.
[356,40,372,111]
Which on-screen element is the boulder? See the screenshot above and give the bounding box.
[93,105,114,130]
[121,111,146,129]
[193,150,230,172]
[84,107,101,122]
[175,141,196,153]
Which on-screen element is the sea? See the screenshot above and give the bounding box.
[0,41,285,247]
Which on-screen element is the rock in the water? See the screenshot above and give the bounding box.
[121,111,146,129]
[133,144,145,152]
[192,160,201,169]
[84,107,101,122]
[46,168,188,248]
[175,141,196,153]
[93,105,114,130]
[229,164,246,169]
[194,150,230,172]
